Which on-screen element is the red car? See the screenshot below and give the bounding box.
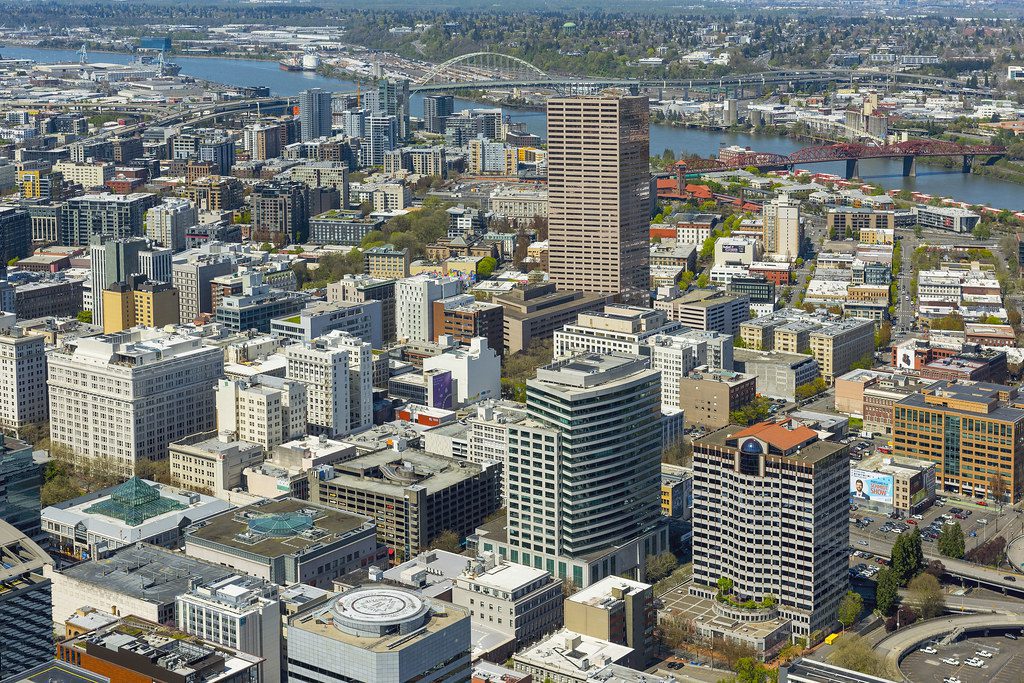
[978,501,988,507]
[907,519,917,525]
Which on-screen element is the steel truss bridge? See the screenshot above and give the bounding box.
[678,139,1006,179]
[411,53,992,96]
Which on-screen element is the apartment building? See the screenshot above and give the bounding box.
[475,354,669,588]
[144,197,197,251]
[432,295,504,354]
[285,331,372,437]
[172,253,236,324]
[691,421,848,641]
[0,325,48,436]
[270,300,382,348]
[169,431,265,495]
[892,381,1024,502]
[654,288,749,335]
[809,318,875,384]
[327,274,397,344]
[101,275,179,333]
[678,366,758,429]
[61,192,156,246]
[215,376,307,451]
[395,274,462,342]
[363,243,410,279]
[47,328,223,475]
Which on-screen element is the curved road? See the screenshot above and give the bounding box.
[874,613,1024,681]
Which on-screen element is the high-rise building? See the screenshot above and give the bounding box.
[177,575,282,683]
[691,421,848,640]
[47,327,223,476]
[328,274,397,344]
[172,253,236,324]
[61,192,155,246]
[101,274,180,333]
[547,95,650,304]
[0,325,48,438]
[0,436,42,544]
[893,380,1024,502]
[0,521,54,681]
[0,206,31,265]
[215,375,307,450]
[287,586,471,683]
[145,197,197,251]
[251,180,310,246]
[89,235,171,326]
[377,78,411,139]
[363,243,409,279]
[299,88,333,142]
[242,122,282,161]
[395,274,462,342]
[198,135,236,174]
[476,354,668,587]
[654,288,750,336]
[365,115,399,166]
[285,331,372,437]
[423,94,455,134]
[763,194,802,260]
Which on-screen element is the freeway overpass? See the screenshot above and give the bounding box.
[851,528,1024,598]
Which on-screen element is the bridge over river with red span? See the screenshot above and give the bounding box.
[677,140,1006,179]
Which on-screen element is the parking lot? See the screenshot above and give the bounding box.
[900,634,1024,683]
[849,494,1023,559]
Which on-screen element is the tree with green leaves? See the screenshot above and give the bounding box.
[645,552,679,583]
[828,634,885,677]
[938,522,965,559]
[429,530,462,554]
[76,310,93,324]
[838,591,863,630]
[875,567,900,615]
[907,572,945,619]
[891,529,923,585]
[732,658,773,683]
[696,272,710,288]
[477,256,498,279]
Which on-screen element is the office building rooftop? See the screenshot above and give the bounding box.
[185,498,372,560]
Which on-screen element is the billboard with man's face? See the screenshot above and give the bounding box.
[850,469,894,505]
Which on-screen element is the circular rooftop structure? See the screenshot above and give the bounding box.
[247,512,314,537]
[741,439,764,455]
[331,587,432,638]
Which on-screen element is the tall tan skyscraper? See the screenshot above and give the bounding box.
[547,94,651,304]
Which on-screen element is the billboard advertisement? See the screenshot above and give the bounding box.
[721,243,746,253]
[429,370,454,410]
[850,469,894,505]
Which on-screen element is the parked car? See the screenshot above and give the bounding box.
[921,646,937,654]
[1004,576,1017,582]
[941,657,960,665]
[975,650,993,658]
[912,514,924,520]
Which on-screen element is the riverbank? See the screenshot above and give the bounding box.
[7,39,288,64]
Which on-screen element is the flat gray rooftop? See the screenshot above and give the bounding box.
[59,543,232,605]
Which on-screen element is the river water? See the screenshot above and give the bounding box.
[6,46,1023,209]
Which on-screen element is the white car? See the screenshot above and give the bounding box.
[912,514,924,520]
[976,650,993,658]
[941,658,960,666]
[921,646,938,654]
[965,659,984,668]
[857,540,869,546]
